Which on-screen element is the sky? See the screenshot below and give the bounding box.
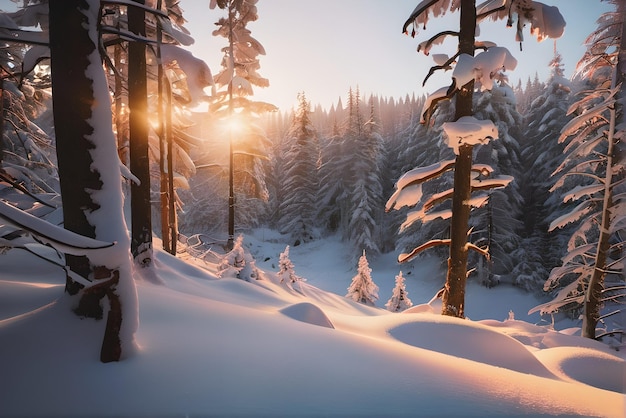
[182,0,614,112]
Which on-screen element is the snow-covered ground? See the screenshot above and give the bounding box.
[1,229,624,417]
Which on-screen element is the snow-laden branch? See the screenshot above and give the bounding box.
[562,184,605,203]
[418,30,458,55]
[386,159,455,212]
[0,200,115,253]
[402,0,456,36]
[420,85,455,124]
[442,116,498,154]
[453,46,517,91]
[398,239,450,263]
[560,94,617,140]
[548,200,594,232]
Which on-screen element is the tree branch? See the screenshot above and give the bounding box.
[423,51,460,86]
[399,239,451,263]
[466,242,490,260]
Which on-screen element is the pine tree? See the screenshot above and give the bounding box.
[393,0,565,318]
[277,245,303,284]
[210,0,276,249]
[531,1,626,339]
[346,95,385,258]
[516,51,573,291]
[346,250,379,306]
[386,271,413,312]
[277,92,320,245]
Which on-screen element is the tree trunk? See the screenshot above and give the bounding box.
[49,0,99,293]
[156,9,171,254]
[128,0,153,265]
[50,0,135,363]
[441,0,476,318]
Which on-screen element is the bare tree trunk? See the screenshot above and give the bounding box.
[128,0,153,265]
[441,0,476,318]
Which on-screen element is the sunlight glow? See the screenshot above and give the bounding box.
[225,112,246,134]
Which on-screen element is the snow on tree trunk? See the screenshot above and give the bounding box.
[49,0,138,363]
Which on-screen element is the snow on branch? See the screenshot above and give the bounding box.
[161,44,215,104]
[386,159,455,212]
[398,239,450,263]
[402,0,460,37]
[548,200,594,232]
[442,116,498,154]
[453,47,517,91]
[400,208,452,232]
[476,0,565,44]
[0,200,115,254]
[470,175,514,192]
[562,184,605,203]
[417,30,459,56]
[420,85,455,124]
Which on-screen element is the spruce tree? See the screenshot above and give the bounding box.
[386,271,413,312]
[277,93,320,245]
[346,250,379,306]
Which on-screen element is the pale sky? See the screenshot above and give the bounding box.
[183,1,611,112]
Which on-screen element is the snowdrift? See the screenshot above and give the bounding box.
[0,245,624,417]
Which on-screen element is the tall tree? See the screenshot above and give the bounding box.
[347,95,385,258]
[278,92,319,245]
[128,0,152,266]
[49,0,138,362]
[210,0,276,250]
[531,1,625,339]
[516,51,573,291]
[392,0,565,318]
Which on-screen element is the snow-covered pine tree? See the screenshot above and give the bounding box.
[277,245,303,284]
[516,51,573,291]
[210,0,276,249]
[218,234,258,281]
[470,77,525,287]
[346,95,385,258]
[531,1,625,340]
[386,271,413,312]
[346,250,379,306]
[277,92,320,245]
[393,0,565,318]
[318,116,349,233]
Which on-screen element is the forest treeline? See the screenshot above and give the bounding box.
[182,59,601,295]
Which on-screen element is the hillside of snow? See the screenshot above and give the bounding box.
[1,229,624,417]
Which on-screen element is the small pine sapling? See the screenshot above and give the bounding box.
[218,235,258,281]
[277,245,304,284]
[386,271,413,312]
[346,250,379,306]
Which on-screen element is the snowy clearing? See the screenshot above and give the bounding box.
[1,229,624,417]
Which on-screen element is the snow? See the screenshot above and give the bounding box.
[1,228,624,417]
[453,47,518,91]
[442,115,498,154]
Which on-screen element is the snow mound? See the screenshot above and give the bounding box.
[534,347,626,393]
[279,302,335,329]
[389,316,556,378]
